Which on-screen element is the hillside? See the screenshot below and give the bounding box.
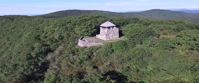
[127,9,199,21]
[42,9,199,22]
[0,11,199,83]
[176,9,199,14]
[42,10,120,17]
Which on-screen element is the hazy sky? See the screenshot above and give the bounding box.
[0,0,199,15]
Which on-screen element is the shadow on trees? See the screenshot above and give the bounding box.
[23,44,53,82]
[101,70,128,83]
[24,61,50,82]
[116,25,124,37]
[92,25,100,36]
[76,71,87,80]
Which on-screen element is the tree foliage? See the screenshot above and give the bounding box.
[0,15,198,83]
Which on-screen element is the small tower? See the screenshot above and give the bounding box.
[96,21,119,40]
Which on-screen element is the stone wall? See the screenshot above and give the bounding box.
[78,37,104,47]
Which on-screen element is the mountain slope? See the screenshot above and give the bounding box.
[41,9,199,22]
[176,9,199,14]
[42,10,120,17]
[126,9,199,21]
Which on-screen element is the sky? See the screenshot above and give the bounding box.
[0,0,199,15]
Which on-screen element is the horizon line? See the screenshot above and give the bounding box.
[0,8,199,16]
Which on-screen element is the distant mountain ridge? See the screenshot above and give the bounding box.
[126,9,199,21]
[176,9,199,14]
[41,9,199,22]
[41,10,120,17]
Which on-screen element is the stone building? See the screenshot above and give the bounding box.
[96,21,119,40]
[78,21,120,47]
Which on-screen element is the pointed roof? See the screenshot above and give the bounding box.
[100,21,116,27]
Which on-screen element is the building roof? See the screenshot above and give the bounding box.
[100,21,116,27]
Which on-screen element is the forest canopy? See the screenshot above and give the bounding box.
[0,15,199,83]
